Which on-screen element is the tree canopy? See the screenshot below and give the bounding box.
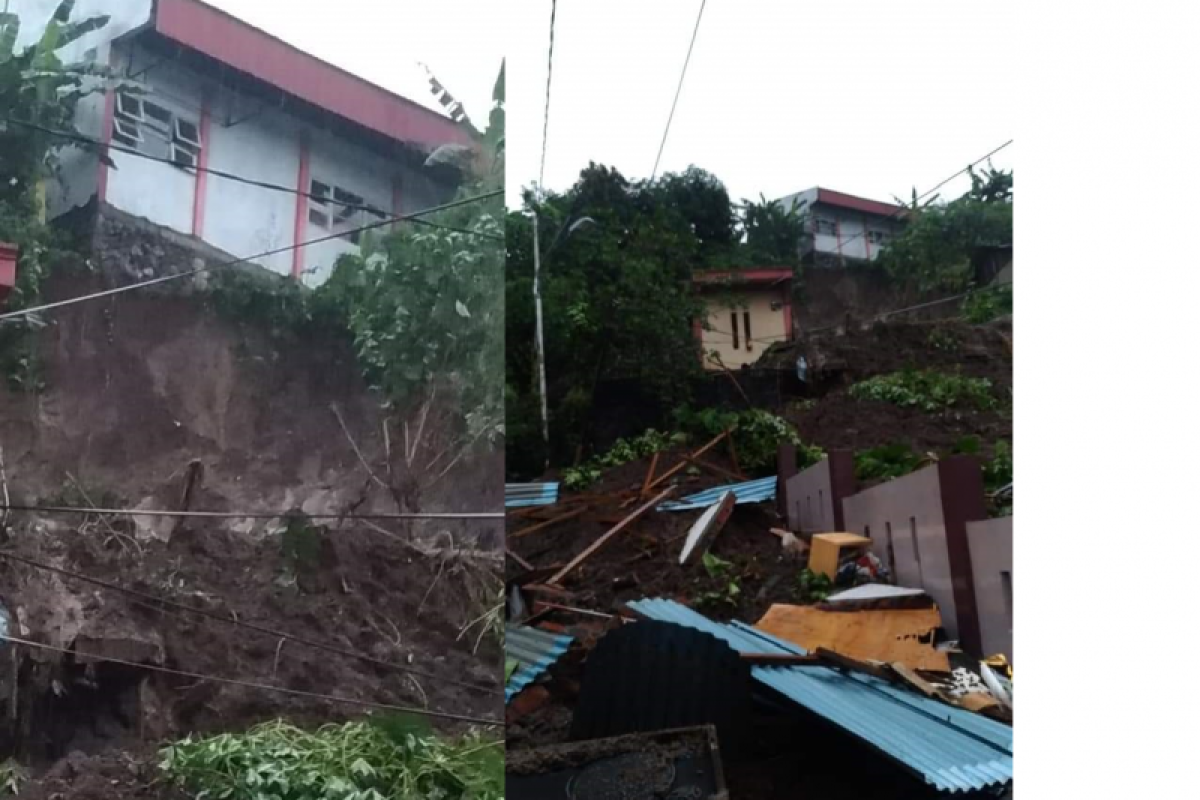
[505,164,808,474]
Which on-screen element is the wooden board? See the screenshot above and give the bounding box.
[755,603,950,672]
[679,491,736,565]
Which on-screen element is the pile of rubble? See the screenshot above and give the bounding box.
[504,438,1013,799]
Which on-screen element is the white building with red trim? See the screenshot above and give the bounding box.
[16,0,472,286]
[777,187,906,267]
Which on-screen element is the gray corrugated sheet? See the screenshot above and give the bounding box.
[657,476,777,512]
[628,598,1012,793]
[506,624,573,703]
[505,482,560,508]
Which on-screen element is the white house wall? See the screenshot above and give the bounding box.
[203,107,301,277]
[33,30,459,284]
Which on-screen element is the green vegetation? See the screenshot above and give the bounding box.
[878,165,1012,293]
[674,407,823,474]
[506,163,810,475]
[561,428,677,490]
[0,1,132,389]
[849,369,997,412]
[505,658,520,683]
[854,444,924,482]
[797,568,833,604]
[697,552,741,609]
[984,439,1012,493]
[961,283,1012,324]
[0,759,25,796]
[159,719,503,800]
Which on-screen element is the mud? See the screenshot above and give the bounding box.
[0,273,502,798]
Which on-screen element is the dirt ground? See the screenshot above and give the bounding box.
[5,519,502,799]
[0,274,503,798]
[509,444,803,624]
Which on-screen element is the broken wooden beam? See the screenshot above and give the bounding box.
[682,455,744,484]
[640,451,661,497]
[644,431,730,493]
[726,430,745,479]
[740,653,820,666]
[507,548,535,571]
[510,505,590,540]
[814,648,892,681]
[547,487,675,585]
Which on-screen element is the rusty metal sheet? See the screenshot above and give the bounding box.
[755,603,950,672]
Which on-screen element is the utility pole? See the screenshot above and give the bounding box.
[532,213,550,469]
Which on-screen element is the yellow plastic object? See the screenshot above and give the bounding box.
[983,653,1012,678]
[808,533,873,581]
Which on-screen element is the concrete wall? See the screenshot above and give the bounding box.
[842,465,959,632]
[966,516,1013,661]
[840,458,987,652]
[783,451,855,534]
[699,287,789,370]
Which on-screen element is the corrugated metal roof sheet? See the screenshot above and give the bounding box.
[657,476,777,512]
[505,482,560,508]
[506,624,573,703]
[628,598,1012,793]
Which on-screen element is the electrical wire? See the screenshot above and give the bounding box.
[1,634,501,726]
[0,549,497,695]
[651,0,708,180]
[538,0,558,190]
[0,189,503,323]
[0,504,501,521]
[0,116,504,242]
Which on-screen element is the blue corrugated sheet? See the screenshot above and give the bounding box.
[628,598,1012,793]
[657,476,777,512]
[505,482,560,509]
[506,624,573,703]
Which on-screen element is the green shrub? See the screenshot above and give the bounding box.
[561,428,676,490]
[984,440,1012,492]
[674,407,823,474]
[159,719,503,800]
[849,369,997,412]
[962,283,1012,324]
[855,444,923,481]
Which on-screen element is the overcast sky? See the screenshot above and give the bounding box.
[209,0,505,130]
[507,0,1014,209]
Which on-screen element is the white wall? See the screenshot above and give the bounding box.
[203,107,300,277]
[13,4,458,285]
[104,41,198,236]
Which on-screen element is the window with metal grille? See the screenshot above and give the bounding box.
[308,178,386,244]
[112,92,202,172]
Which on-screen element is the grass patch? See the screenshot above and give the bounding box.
[159,718,503,800]
[849,369,997,412]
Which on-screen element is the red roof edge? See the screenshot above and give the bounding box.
[815,188,905,218]
[153,0,474,152]
[693,268,793,285]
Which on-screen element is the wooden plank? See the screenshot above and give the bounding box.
[740,653,820,666]
[890,663,942,698]
[755,603,949,672]
[510,505,590,540]
[645,431,730,493]
[640,451,661,496]
[814,647,892,681]
[682,456,744,484]
[726,430,745,479]
[679,491,736,565]
[507,548,535,571]
[547,487,676,585]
